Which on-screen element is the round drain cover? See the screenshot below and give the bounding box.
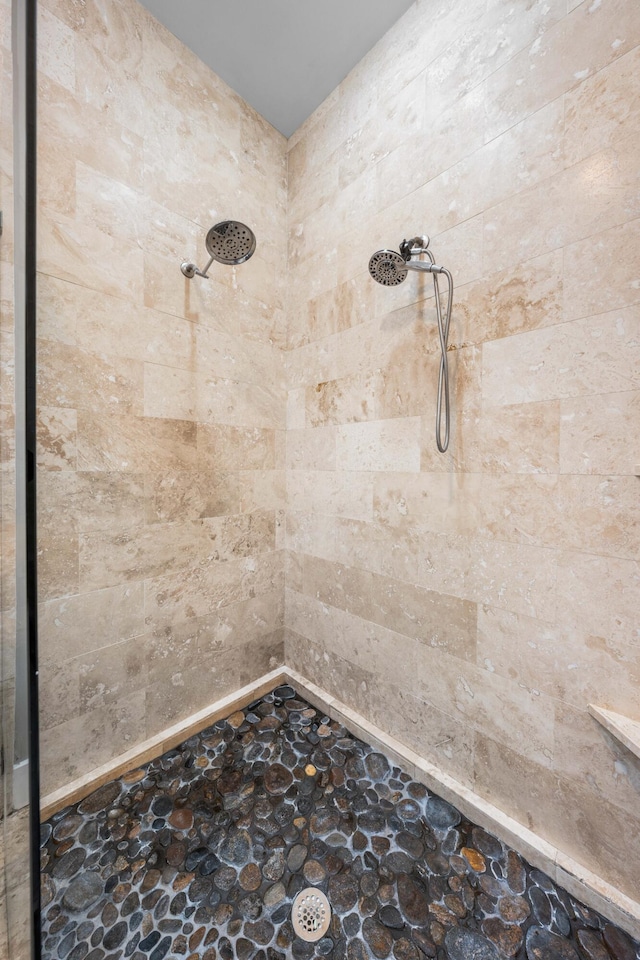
[292,887,331,942]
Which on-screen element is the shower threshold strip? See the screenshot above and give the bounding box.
[40,668,640,945]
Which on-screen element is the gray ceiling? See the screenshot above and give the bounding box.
[139,0,416,138]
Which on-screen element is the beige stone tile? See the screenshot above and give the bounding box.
[476,605,640,716]
[484,133,640,272]
[305,371,379,427]
[238,469,286,514]
[482,307,640,406]
[286,426,336,471]
[451,250,563,347]
[287,469,373,521]
[367,679,476,789]
[36,405,77,470]
[37,6,75,91]
[78,521,206,592]
[195,591,284,658]
[374,85,486,211]
[76,412,197,473]
[284,550,304,593]
[556,550,640,647]
[39,693,146,795]
[38,213,145,303]
[143,550,284,630]
[37,530,78,602]
[201,511,277,564]
[414,644,556,767]
[77,635,149,712]
[455,400,561,475]
[38,470,145,534]
[143,363,284,428]
[559,390,640,475]
[37,338,143,416]
[485,0,640,141]
[39,582,145,663]
[336,417,422,472]
[368,570,477,662]
[38,73,144,192]
[304,272,376,345]
[563,218,640,321]
[285,511,337,561]
[553,702,640,823]
[39,658,80,729]
[196,423,275,471]
[373,471,480,536]
[145,470,240,523]
[300,555,372,621]
[564,44,640,167]
[286,389,306,430]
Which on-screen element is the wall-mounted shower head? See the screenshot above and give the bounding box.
[181,220,257,279]
[368,249,409,286]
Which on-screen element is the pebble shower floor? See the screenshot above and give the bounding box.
[40,686,640,960]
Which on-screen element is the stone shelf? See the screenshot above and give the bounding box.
[589,704,640,762]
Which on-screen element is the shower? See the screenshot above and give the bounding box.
[369,236,453,453]
[181,219,257,278]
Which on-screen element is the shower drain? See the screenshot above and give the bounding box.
[291,887,332,942]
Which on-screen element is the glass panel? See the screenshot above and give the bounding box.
[1,0,35,957]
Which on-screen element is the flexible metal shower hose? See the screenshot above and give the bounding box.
[432,268,453,453]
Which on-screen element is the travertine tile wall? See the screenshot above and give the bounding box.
[36,0,288,794]
[284,0,640,901]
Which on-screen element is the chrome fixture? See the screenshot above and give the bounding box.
[368,235,453,453]
[181,220,256,278]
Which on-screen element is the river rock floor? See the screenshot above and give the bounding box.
[40,685,640,960]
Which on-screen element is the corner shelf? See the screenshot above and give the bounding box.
[589,705,640,762]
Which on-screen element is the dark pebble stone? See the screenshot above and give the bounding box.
[272,905,290,924]
[185,847,208,871]
[200,853,220,876]
[602,926,638,960]
[77,922,93,941]
[359,810,386,834]
[158,920,181,934]
[78,782,121,816]
[365,754,391,780]
[139,931,162,952]
[104,876,119,895]
[188,878,213,902]
[471,828,502,860]
[445,928,501,960]
[384,852,415,874]
[553,906,572,938]
[274,685,296,699]
[58,931,76,958]
[423,797,460,831]
[68,944,89,960]
[124,933,141,958]
[530,887,553,926]
[292,939,314,960]
[237,939,254,960]
[577,930,610,960]
[363,917,394,958]
[86,952,105,960]
[347,940,369,960]
[265,764,294,796]
[245,920,275,944]
[505,851,527,894]
[397,874,429,925]
[213,866,237,890]
[344,914,361,937]
[154,894,170,919]
[149,936,173,960]
[263,850,286,881]
[239,893,264,920]
[526,927,580,960]
[287,844,307,872]
[328,873,359,913]
[531,870,555,892]
[379,906,404,930]
[170,893,187,915]
[103,922,127,951]
[396,800,421,821]
[90,929,103,949]
[78,822,99,845]
[397,832,424,860]
[62,874,103,912]
[393,939,420,960]
[219,829,251,865]
[360,872,380,897]
[53,848,86,881]
[317,938,335,956]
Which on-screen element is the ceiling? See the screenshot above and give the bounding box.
[139,0,416,138]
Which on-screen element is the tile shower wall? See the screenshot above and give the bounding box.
[35,0,288,794]
[284,0,640,903]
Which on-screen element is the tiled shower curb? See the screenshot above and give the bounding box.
[40,666,640,941]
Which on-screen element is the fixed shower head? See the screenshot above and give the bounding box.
[181,220,256,278]
[368,249,409,286]
[205,220,256,265]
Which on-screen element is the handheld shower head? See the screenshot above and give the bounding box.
[368,249,409,286]
[181,220,256,278]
